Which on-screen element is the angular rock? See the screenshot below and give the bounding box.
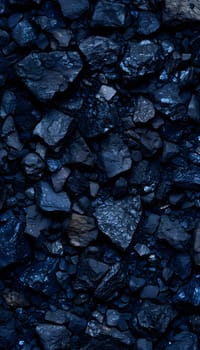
[82,337,125,350]
[63,134,94,166]
[98,85,116,101]
[92,1,126,27]
[3,289,29,308]
[16,51,82,101]
[120,40,162,79]
[106,309,120,327]
[154,83,186,120]
[79,99,118,138]
[57,0,89,19]
[137,301,176,334]
[12,19,36,47]
[173,278,200,308]
[188,94,200,122]
[34,110,74,146]
[95,263,126,300]
[19,257,59,295]
[51,167,71,193]
[86,320,134,346]
[74,258,109,290]
[22,152,45,179]
[136,338,153,350]
[163,0,200,23]
[36,324,70,350]
[0,210,30,270]
[157,215,190,250]
[166,331,198,350]
[36,181,71,213]
[0,310,16,348]
[67,213,98,247]
[194,222,200,265]
[137,12,160,35]
[173,166,200,190]
[172,253,192,280]
[133,96,155,123]
[140,130,162,156]
[25,205,51,238]
[101,134,132,178]
[45,310,70,325]
[79,36,119,70]
[95,195,142,250]
[162,141,179,162]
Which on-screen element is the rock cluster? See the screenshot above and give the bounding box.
[0,0,200,349]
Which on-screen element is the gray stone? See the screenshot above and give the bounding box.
[36,181,71,213]
[34,110,74,146]
[36,324,70,350]
[95,195,142,250]
[67,213,98,247]
[134,243,150,256]
[63,134,94,166]
[95,263,126,300]
[16,51,82,101]
[57,0,89,19]
[157,215,190,250]
[133,96,155,123]
[163,0,200,23]
[92,1,126,27]
[140,130,162,156]
[79,36,119,70]
[101,134,132,178]
[98,85,116,101]
[137,301,176,334]
[120,40,162,79]
[25,205,51,238]
[22,152,45,179]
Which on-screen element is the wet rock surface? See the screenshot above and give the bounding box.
[1,1,200,349]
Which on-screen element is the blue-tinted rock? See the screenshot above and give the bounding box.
[16,51,82,101]
[92,0,126,27]
[173,278,200,308]
[36,324,70,350]
[57,0,89,19]
[36,181,71,213]
[137,12,160,36]
[0,210,30,270]
[12,19,36,46]
[173,166,200,190]
[166,331,198,350]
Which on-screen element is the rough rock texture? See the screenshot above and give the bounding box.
[36,181,71,213]
[95,196,142,250]
[36,324,70,350]
[57,0,89,19]
[163,0,200,23]
[16,51,83,101]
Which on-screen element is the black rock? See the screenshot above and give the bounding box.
[157,215,190,250]
[140,130,162,156]
[92,0,126,27]
[136,338,153,350]
[16,51,83,101]
[79,99,118,138]
[172,253,192,280]
[51,167,71,193]
[22,152,45,179]
[120,40,162,79]
[82,337,126,350]
[74,258,109,290]
[19,257,59,295]
[25,205,51,238]
[34,110,74,146]
[173,166,200,190]
[36,181,71,213]
[57,0,89,19]
[79,36,119,70]
[95,195,142,250]
[0,309,16,348]
[173,278,200,308]
[194,222,200,265]
[12,19,36,46]
[166,331,198,350]
[101,134,132,178]
[188,94,200,122]
[162,141,179,162]
[129,276,146,293]
[36,324,70,350]
[95,263,126,301]
[137,12,160,36]
[133,96,155,123]
[0,210,30,270]
[154,83,186,121]
[63,133,94,167]
[140,285,159,299]
[136,301,176,334]
[68,314,87,334]
[45,310,70,325]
